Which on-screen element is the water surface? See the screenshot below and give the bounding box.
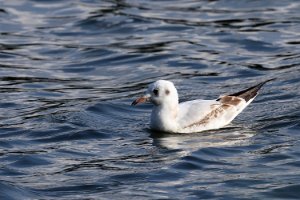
[0,0,300,199]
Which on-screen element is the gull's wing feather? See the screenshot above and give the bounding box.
[224,79,274,102]
[177,79,274,133]
[177,100,220,128]
[177,96,247,133]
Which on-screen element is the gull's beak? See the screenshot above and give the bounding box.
[131,94,151,106]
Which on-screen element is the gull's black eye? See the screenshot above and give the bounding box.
[153,89,159,96]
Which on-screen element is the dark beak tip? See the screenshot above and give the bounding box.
[131,96,149,106]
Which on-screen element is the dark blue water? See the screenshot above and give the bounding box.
[0,0,300,199]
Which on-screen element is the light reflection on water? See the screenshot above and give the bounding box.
[0,0,300,199]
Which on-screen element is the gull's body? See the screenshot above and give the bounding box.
[132,80,272,133]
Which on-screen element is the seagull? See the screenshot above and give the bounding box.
[132,79,273,133]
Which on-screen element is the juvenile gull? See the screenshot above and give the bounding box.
[132,79,272,133]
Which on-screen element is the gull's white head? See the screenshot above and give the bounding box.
[132,80,178,106]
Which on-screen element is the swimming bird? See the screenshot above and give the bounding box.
[132,79,272,133]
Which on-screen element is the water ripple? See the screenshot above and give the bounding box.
[0,0,300,199]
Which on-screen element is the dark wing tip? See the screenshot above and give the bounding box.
[218,78,275,102]
[131,100,138,106]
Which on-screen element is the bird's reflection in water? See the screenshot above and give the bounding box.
[150,125,256,157]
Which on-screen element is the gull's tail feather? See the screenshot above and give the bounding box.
[227,78,275,102]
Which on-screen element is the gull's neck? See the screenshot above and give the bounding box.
[150,101,179,133]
